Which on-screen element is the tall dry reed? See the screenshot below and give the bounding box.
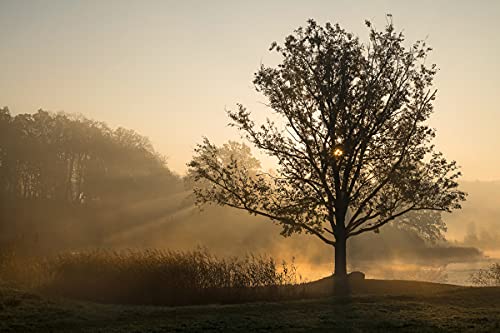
[1,248,304,305]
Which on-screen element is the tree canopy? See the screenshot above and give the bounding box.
[189,18,466,278]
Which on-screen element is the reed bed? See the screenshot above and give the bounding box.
[0,248,305,305]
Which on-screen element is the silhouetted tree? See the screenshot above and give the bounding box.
[188,18,466,293]
[395,210,446,243]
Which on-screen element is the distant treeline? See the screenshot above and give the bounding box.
[0,107,179,204]
[0,108,185,254]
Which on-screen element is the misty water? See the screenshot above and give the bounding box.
[4,179,497,286]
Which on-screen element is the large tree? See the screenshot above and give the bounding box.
[188,19,465,286]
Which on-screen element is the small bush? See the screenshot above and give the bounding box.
[469,263,500,286]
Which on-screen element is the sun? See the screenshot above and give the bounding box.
[333,147,343,158]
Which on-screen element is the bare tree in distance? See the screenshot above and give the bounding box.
[188,17,466,293]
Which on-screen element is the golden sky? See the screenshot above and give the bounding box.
[1,0,499,180]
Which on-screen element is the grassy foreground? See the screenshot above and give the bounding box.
[1,279,499,333]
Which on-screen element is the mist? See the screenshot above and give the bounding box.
[0,87,498,286]
[1,108,495,284]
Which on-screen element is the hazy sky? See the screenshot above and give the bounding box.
[1,0,499,180]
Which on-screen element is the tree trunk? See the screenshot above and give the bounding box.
[66,155,74,202]
[334,236,347,277]
[333,233,350,296]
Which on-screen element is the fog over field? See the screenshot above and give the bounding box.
[1,0,500,288]
[2,170,497,284]
[102,180,500,284]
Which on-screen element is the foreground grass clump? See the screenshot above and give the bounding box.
[1,249,302,305]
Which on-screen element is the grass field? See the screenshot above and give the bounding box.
[1,279,499,332]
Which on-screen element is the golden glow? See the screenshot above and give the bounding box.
[1,2,499,179]
[333,148,343,158]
